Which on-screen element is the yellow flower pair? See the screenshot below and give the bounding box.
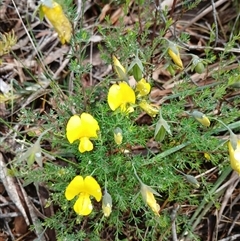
[108,56,158,117]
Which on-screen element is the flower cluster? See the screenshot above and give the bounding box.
[107,55,159,117]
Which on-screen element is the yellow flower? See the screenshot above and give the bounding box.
[114,127,123,145]
[102,189,112,217]
[112,55,127,80]
[139,100,159,117]
[107,82,136,113]
[135,78,151,97]
[66,113,100,153]
[141,183,160,216]
[167,43,183,69]
[65,176,102,215]
[40,0,72,44]
[228,139,240,174]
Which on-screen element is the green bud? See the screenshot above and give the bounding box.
[184,174,200,188]
[133,64,143,81]
[154,110,172,142]
[191,55,205,74]
[167,64,176,76]
[194,61,205,74]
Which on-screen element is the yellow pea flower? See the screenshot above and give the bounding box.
[135,78,151,97]
[141,183,160,216]
[66,113,100,153]
[65,176,102,215]
[112,55,127,80]
[102,189,112,217]
[139,100,159,117]
[40,0,72,44]
[167,43,183,69]
[107,82,136,113]
[228,137,240,174]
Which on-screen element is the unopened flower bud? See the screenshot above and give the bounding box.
[192,55,205,74]
[167,42,183,69]
[112,55,127,80]
[114,127,123,145]
[188,110,210,127]
[102,189,112,217]
[154,111,172,142]
[133,64,143,81]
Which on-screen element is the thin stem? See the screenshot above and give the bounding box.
[210,117,235,136]
[132,163,143,185]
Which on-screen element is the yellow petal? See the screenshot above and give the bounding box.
[79,113,100,138]
[108,82,135,112]
[228,140,240,174]
[102,190,112,217]
[84,176,102,202]
[119,82,136,104]
[79,137,93,153]
[135,78,151,97]
[139,100,159,117]
[195,116,210,127]
[141,184,160,216]
[102,203,112,217]
[146,191,160,216]
[41,0,72,44]
[73,193,93,215]
[168,44,183,69]
[65,175,84,200]
[66,115,82,143]
[114,133,123,145]
[191,110,210,127]
[108,84,123,111]
[112,55,126,80]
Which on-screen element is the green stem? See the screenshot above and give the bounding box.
[132,163,143,185]
[210,117,235,136]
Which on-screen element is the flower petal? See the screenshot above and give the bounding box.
[73,193,93,215]
[66,115,82,143]
[119,82,136,104]
[168,43,183,69]
[107,84,123,111]
[79,137,93,153]
[135,78,151,97]
[112,55,126,80]
[84,176,102,202]
[79,113,100,138]
[139,100,159,117]
[141,184,160,216]
[41,1,72,44]
[65,175,84,200]
[228,140,240,174]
